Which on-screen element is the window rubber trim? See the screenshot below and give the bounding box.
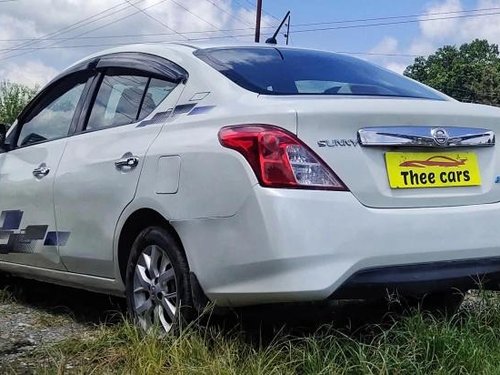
[67,74,99,137]
[74,71,105,134]
[136,77,152,121]
[95,52,188,83]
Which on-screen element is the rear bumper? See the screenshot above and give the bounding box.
[173,187,500,307]
[332,257,500,299]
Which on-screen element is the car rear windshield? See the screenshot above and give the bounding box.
[194,47,444,100]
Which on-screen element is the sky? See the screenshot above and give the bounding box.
[0,0,499,86]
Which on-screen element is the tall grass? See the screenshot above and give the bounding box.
[0,286,14,303]
[37,292,500,374]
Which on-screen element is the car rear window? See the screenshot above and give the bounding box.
[194,47,444,100]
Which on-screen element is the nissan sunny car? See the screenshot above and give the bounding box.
[1,42,500,333]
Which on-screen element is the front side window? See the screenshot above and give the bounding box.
[195,47,445,100]
[86,74,176,131]
[17,80,86,147]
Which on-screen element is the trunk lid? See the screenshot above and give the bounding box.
[265,96,500,208]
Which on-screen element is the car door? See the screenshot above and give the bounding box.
[0,71,93,270]
[54,55,186,277]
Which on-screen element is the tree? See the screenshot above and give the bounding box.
[0,81,38,125]
[404,39,500,106]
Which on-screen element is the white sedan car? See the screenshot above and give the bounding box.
[1,42,499,333]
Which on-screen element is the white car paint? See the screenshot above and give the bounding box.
[0,139,66,269]
[1,42,500,308]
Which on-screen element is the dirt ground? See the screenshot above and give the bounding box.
[0,275,125,374]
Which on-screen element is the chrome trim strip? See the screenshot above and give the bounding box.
[358,126,495,148]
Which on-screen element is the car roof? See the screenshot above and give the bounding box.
[63,42,324,78]
[82,41,325,60]
[167,41,287,50]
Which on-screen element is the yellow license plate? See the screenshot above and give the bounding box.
[385,152,481,189]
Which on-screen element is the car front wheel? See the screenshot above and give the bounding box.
[125,227,193,334]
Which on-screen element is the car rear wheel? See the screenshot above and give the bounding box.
[125,227,193,334]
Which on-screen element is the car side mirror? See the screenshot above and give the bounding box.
[0,123,9,152]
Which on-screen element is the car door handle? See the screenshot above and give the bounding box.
[33,163,50,178]
[115,153,139,169]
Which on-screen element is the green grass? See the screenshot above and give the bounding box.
[0,286,14,303]
[35,292,500,375]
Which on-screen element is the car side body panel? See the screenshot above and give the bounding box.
[0,139,68,270]
[54,79,186,278]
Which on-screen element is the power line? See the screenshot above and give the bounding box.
[3,8,500,56]
[0,34,250,52]
[0,27,441,59]
[169,0,239,41]
[0,0,181,61]
[3,4,500,61]
[0,1,150,60]
[0,26,275,44]
[291,10,500,34]
[243,0,280,21]
[0,38,430,60]
[123,0,189,40]
[168,0,233,33]
[233,0,280,33]
[4,8,500,48]
[202,0,253,26]
[1,5,499,44]
[289,5,500,28]
[233,0,253,13]
[2,0,147,54]
[0,35,448,59]
[233,0,270,23]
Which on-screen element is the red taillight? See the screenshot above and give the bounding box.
[218,125,348,191]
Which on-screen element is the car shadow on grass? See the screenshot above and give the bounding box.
[0,274,126,326]
[206,298,399,344]
[0,274,406,341]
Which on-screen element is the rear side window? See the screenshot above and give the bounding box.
[139,78,177,120]
[195,47,445,100]
[86,74,176,131]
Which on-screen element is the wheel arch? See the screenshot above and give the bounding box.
[116,208,186,284]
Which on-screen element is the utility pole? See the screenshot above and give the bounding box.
[285,13,290,45]
[255,0,262,43]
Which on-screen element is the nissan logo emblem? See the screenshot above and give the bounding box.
[431,128,449,146]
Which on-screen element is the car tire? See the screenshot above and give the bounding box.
[125,226,194,334]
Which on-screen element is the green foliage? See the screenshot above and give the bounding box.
[0,287,14,303]
[34,293,500,374]
[0,81,38,126]
[404,39,500,105]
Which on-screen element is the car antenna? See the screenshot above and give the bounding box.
[265,11,291,45]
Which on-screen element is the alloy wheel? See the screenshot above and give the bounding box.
[132,244,178,333]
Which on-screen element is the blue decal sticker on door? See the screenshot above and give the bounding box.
[44,231,71,246]
[0,210,71,254]
[0,210,23,230]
